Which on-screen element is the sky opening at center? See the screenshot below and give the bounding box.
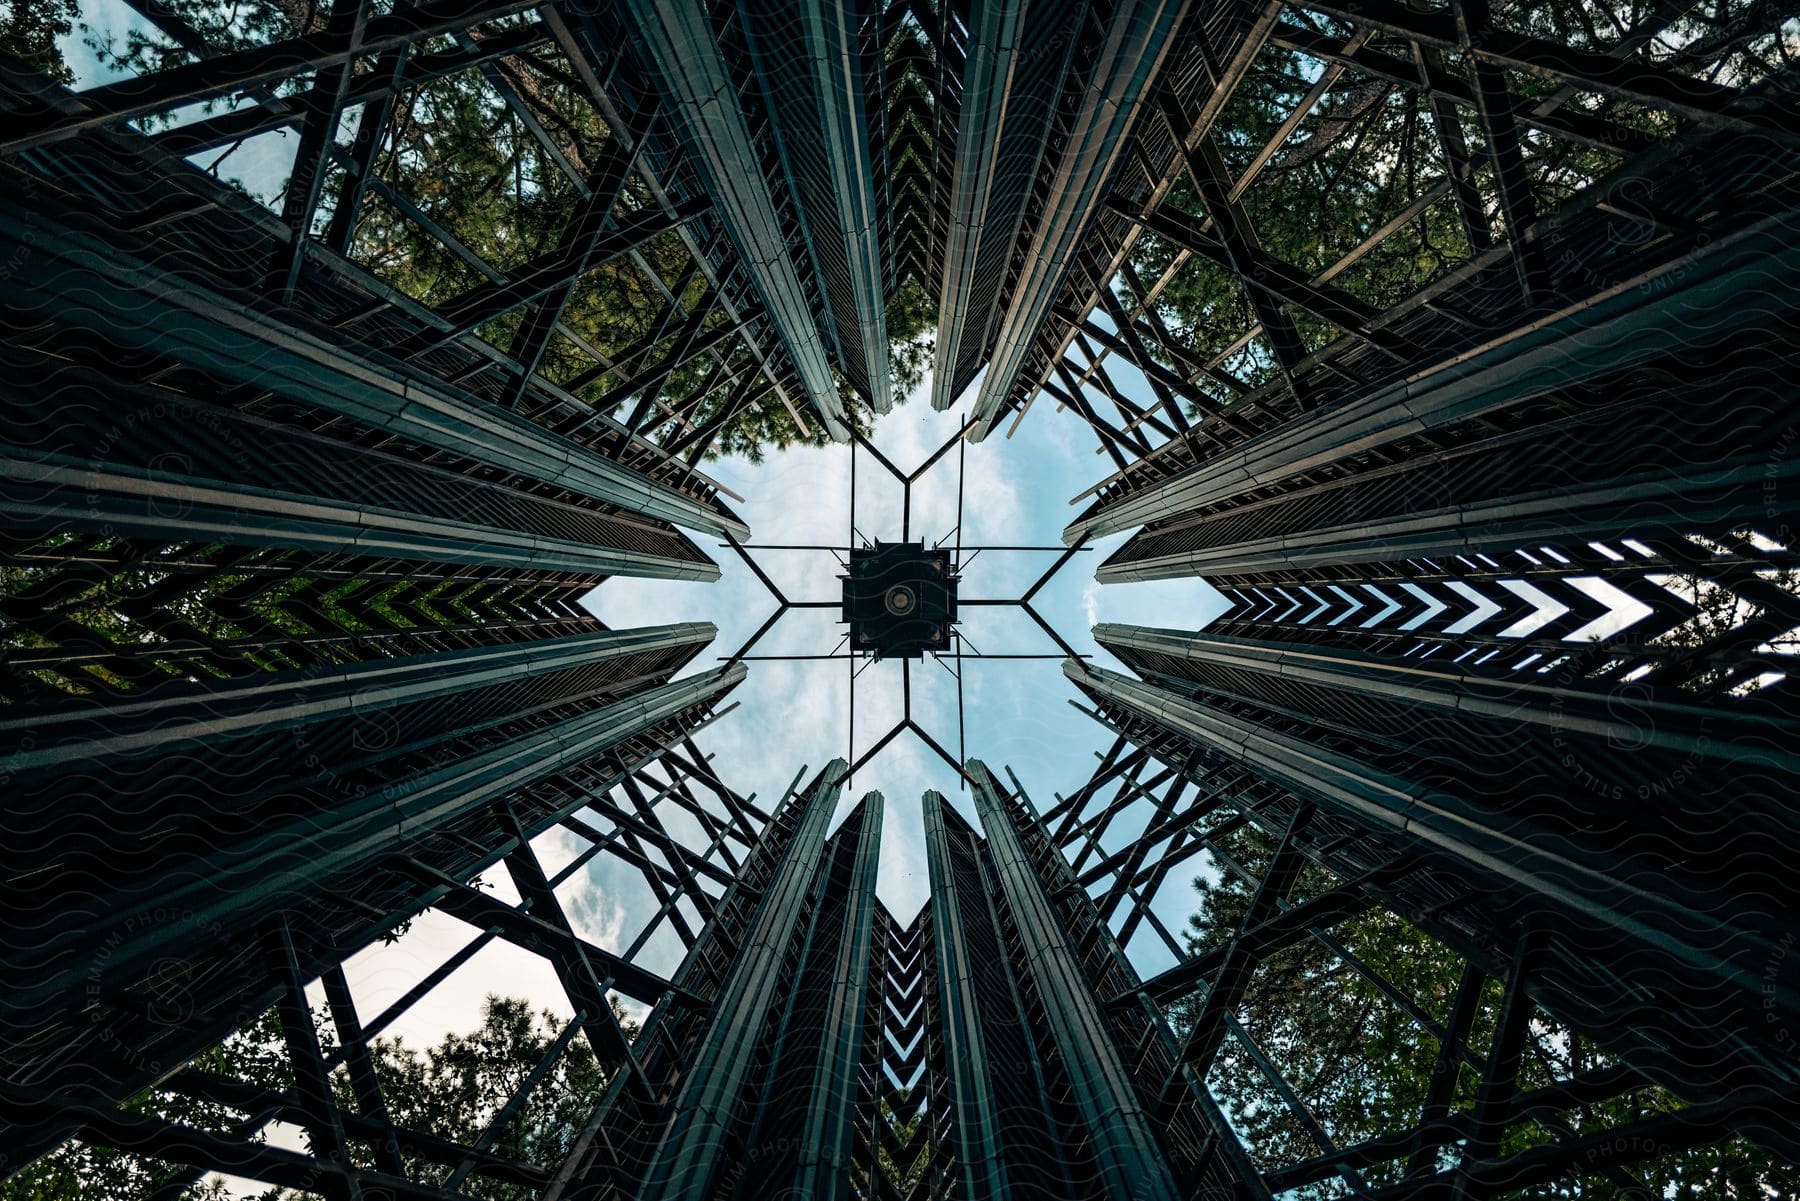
[326,365,1228,1059]
[586,373,1228,942]
[321,368,1227,1067]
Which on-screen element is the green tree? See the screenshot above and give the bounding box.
[39,0,923,462]
[1,0,80,84]
[345,995,628,1200]
[883,276,938,405]
[1176,827,1798,1198]
[0,1008,293,1201]
[716,279,937,463]
[4,994,633,1201]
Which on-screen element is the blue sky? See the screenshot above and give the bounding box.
[586,375,1228,955]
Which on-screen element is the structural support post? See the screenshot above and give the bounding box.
[968,0,1185,438]
[738,0,891,411]
[921,791,1013,1201]
[1064,657,1800,1127]
[635,762,854,1198]
[931,0,1076,411]
[965,762,1181,1201]
[0,204,750,540]
[1065,217,1800,544]
[616,0,848,435]
[742,792,885,1199]
[2,663,748,1034]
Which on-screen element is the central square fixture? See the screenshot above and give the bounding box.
[841,540,959,659]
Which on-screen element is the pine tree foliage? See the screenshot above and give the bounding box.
[4,995,635,1201]
[33,0,929,463]
[1177,826,1799,1200]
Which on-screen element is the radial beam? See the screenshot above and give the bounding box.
[965,762,1182,1201]
[921,791,1014,1201]
[4,662,749,1028]
[635,761,854,1198]
[1065,657,1800,1103]
[739,0,891,411]
[617,0,849,437]
[1065,216,1800,544]
[1096,453,1800,581]
[0,205,752,540]
[967,0,1186,438]
[0,624,715,776]
[0,344,718,580]
[1091,623,1799,774]
[732,793,884,1199]
[931,0,1078,411]
[0,454,718,580]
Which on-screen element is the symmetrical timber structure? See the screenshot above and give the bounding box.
[2,0,1798,1198]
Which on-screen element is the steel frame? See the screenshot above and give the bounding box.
[3,0,1797,1197]
[983,0,1796,469]
[1050,650,1800,1196]
[0,4,818,1189]
[1006,8,1800,1190]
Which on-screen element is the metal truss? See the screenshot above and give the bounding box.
[0,4,817,1188]
[1013,8,1800,1188]
[957,0,1187,429]
[874,0,961,295]
[630,765,882,1200]
[616,0,853,428]
[1050,648,1799,1197]
[973,762,1257,1197]
[1,0,835,487]
[528,764,1210,1201]
[733,0,892,411]
[0,652,750,1184]
[853,901,951,1201]
[1069,207,1800,555]
[3,0,1797,1198]
[981,0,1797,464]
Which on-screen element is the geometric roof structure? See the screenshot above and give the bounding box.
[1,0,1797,1198]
